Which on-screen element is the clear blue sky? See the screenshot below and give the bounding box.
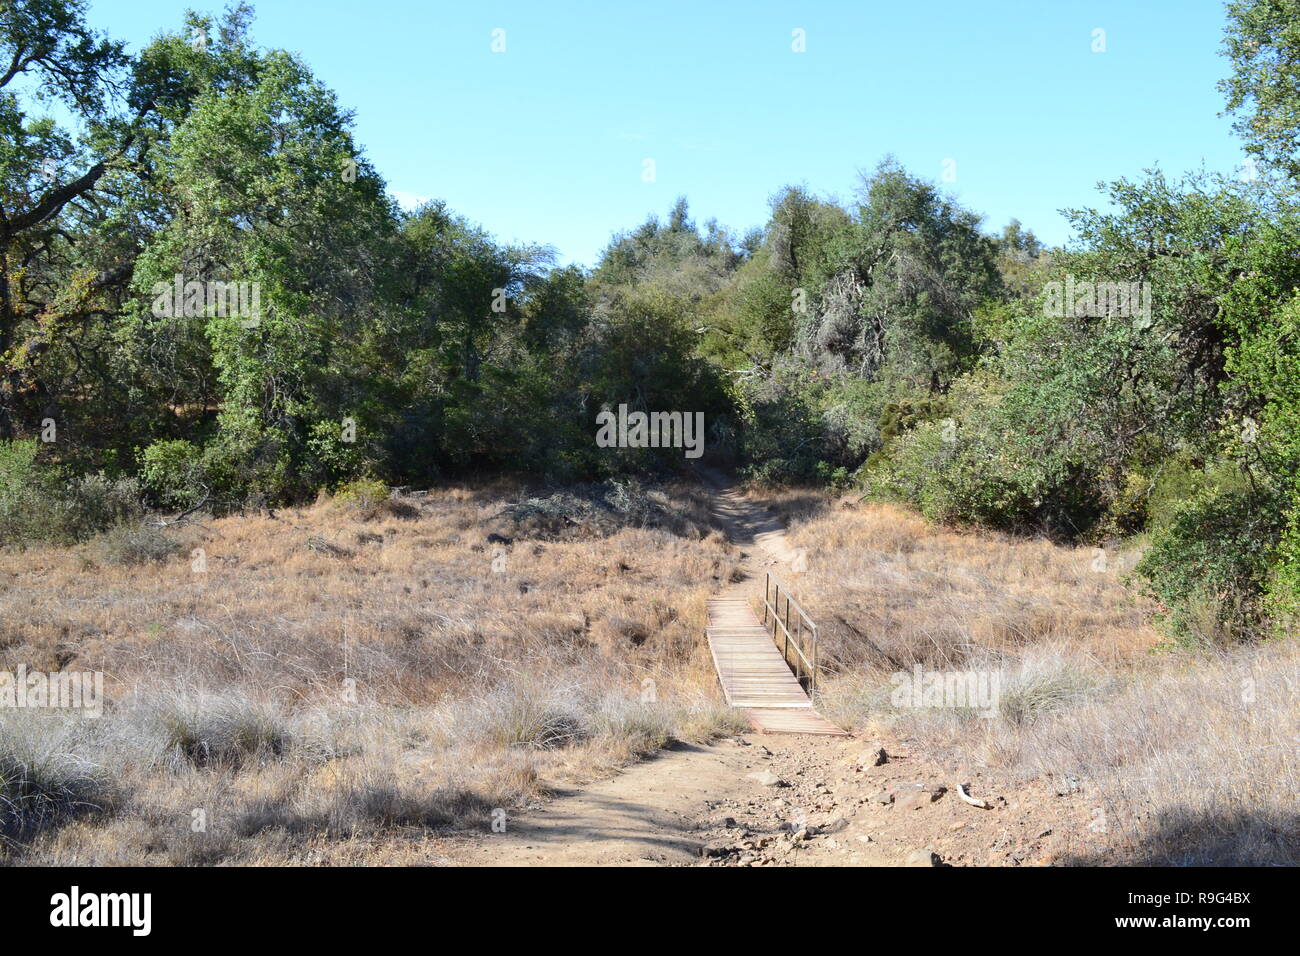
[85,0,1245,266]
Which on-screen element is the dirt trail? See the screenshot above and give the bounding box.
[449,738,826,866]
[700,466,801,575]
[442,477,1099,867]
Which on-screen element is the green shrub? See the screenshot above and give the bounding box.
[877,397,950,442]
[138,439,207,510]
[0,440,63,545]
[1,442,150,546]
[864,417,1043,528]
[305,419,369,485]
[861,374,1106,538]
[61,473,145,540]
[334,477,390,514]
[1135,488,1284,645]
[1142,455,1250,532]
[814,461,851,489]
[1263,505,1300,633]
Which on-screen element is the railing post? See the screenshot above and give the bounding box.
[810,622,818,701]
[795,615,803,684]
[782,590,790,665]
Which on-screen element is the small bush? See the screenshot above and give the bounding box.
[139,439,208,510]
[587,695,675,754]
[93,523,183,566]
[863,406,1104,539]
[990,648,1100,727]
[458,683,590,750]
[0,443,146,546]
[1265,510,1300,631]
[0,439,64,544]
[493,490,611,539]
[493,479,699,541]
[334,477,392,517]
[61,472,145,539]
[1136,488,1283,645]
[153,690,291,769]
[0,712,111,839]
[314,752,536,833]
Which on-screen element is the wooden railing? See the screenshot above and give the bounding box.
[761,572,819,700]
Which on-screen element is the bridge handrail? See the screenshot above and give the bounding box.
[761,572,819,700]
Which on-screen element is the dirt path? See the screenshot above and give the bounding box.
[700,466,801,577]
[449,738,804,866]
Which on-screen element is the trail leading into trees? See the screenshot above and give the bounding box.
[442,475,854,865]
[702,475,847,735]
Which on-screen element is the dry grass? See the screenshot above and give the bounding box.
[993,642,1300,865]
[8,479,1293,866]
[786,498,1156,671]
[0,481,744,864]
[782,497,1298,865]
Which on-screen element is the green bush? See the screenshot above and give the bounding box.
[863,419,1027,526]
[61,473,146,540]
[877,397,950,442]
[1141,455,1250,532]
[138,439,208,510]
[0,440,63,544]
[1135,488,1284,645]
[1265,513,1300,632]
[1,441,149,546]
[333,477,391,515]
[305,419,370,486]
[814,461,852,489]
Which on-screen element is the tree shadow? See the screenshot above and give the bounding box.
[1059,807,1300,866]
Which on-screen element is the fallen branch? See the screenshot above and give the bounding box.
[956,782,990,809]
[153,495,211,528]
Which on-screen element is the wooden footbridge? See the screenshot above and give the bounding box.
[706,573,847,735]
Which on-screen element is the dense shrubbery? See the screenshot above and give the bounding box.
[0,440,144,545]
[1136,488,1284,644]
[488,478,711,542]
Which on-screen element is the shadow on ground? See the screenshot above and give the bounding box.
[1059,808,1300,866]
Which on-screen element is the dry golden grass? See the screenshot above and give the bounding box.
[781,497,1298,865]
[785,498,1157,671]
[0,481,746,864]
[6,480,1293,866]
